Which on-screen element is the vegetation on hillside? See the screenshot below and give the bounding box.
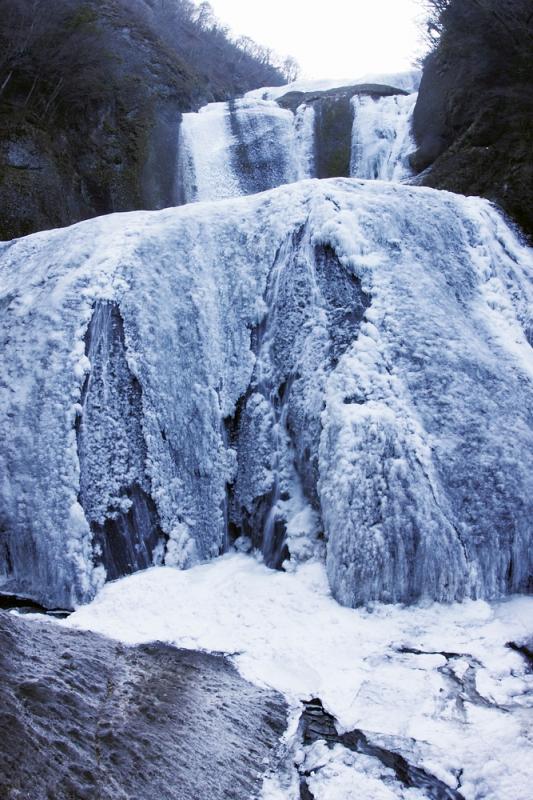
[0,0,298,240]
[0,0,296,125]
[413,0,533,238]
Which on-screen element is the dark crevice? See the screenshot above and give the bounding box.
[507,641,533,670]
[397,646,464,659]
[0,525,13,575]
[298,699,464,800]
[299,776,317,800]
[76,301,166,583]
[0,593,71,618]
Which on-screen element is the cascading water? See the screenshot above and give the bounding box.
[176,102,242,203]
[350,93,417,181]
[177,97,315,204]
[291,102,316,180]
[176,84,416,205]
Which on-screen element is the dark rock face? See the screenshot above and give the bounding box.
[0,611,287,800]
[77,302,165,581]
[313,94,355,179]
[412,0,533,239]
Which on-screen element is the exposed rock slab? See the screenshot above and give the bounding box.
[0,610,287,800]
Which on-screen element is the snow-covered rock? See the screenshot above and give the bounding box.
[244,70,421,101]
[0,178,531,608]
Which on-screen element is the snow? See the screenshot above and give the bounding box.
[245,70,421,101]
[64,553,533,800]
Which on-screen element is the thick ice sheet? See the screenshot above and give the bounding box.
[0,179,532,607]
[64,553,533,800]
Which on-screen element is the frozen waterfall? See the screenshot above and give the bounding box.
[177,98,314,204]
[1,179,532,608]
[176,84,415,203]
[350,93,417,181]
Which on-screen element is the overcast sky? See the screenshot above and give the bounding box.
[205,0,425,80]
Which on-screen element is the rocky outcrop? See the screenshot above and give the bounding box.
[0,610,287,800]
[411,0,533,239]
[277,84,409,179]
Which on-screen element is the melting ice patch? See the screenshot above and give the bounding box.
[64,554,533,800]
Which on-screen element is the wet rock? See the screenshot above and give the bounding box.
[0,611,287,800]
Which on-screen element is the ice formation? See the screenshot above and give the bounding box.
[350,93,417,181]
[0,178,532,608]
[177,75,417,205]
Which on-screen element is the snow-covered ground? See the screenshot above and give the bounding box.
[64,553,533,800]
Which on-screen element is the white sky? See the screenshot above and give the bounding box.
[205,0,426,80]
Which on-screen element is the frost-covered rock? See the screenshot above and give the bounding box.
[0,178,531,608]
